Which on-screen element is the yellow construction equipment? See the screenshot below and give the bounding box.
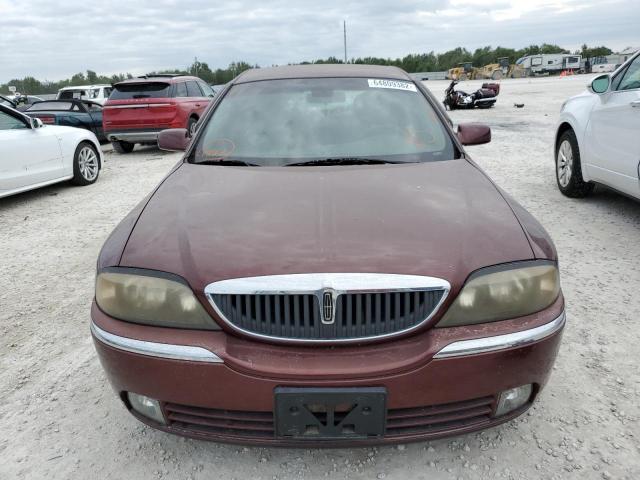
[447,62,479,80]
[478,57,526,79]
[448,58,527,80]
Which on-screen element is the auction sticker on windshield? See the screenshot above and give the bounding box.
[368,79,417,92]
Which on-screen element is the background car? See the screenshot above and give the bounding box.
[57,84,113,105]
[0,104,103,198]
[8,94,45,111]
[0,94,17,107]
[591,63,617,74]
[555,51,640,200]
[24,99,106,142]
[102,74,215,153]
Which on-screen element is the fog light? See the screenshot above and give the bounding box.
[127,392,166,425]
[495,384,532,417]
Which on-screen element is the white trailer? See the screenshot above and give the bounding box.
[515,54,581,75]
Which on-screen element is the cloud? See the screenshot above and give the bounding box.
[0,0,637,82]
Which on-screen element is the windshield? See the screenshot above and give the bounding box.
[192,77,455,166]
[110,82,171,100]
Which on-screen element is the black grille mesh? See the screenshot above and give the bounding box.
[211,290,445,341]
[163,395,495,441]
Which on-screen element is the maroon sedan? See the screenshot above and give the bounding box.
[92,65,564,446]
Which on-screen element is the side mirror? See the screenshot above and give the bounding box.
[31,117,44,129]
[590,74,610,94]
[457,123,491,146]
[158,128,190,151]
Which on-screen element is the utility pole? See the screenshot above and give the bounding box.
[194,56,198,76]
[343,20,348,64]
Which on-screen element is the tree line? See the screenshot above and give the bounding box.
[1,44,613,95]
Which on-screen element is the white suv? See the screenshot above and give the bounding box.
[555,51,640,200]
[57,85,113,105]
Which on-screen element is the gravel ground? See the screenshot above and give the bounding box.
[1,74,639,479]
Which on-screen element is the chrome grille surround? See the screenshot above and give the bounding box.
[204,273,450,343]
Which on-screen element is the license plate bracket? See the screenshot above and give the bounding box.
[274,387,387,439]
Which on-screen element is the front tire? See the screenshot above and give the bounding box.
[72,142,100,186]
[112,140,135,154]
[555,129,594,198]
[492,70,503,80]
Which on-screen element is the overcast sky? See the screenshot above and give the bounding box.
[0,0,637,82]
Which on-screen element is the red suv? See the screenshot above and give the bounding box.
[103,75,215,153]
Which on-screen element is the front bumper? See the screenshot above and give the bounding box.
[91,300,565,446]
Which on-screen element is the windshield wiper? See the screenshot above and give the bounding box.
[195,158,258,167]
[286,157,401,167]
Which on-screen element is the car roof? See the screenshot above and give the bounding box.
[115,75,201,85]
[58,84,111,90]
[234,64,412,84]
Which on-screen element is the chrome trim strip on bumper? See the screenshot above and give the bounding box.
[106,132,160,142]
[90,322,223,363]
[433,311,566,359]
[103,103,172,109]
[204,273,451,344]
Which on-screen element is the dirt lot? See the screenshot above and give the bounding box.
[1,75,639,479]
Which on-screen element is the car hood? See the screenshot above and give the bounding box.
[564,89,596,110]
[120,160,534,293]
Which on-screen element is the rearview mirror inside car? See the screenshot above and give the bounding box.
[158,128,190,152]
[590,74,610,94]
[457,123,491,146]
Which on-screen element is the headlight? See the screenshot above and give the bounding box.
[437,262,560,327]
[95,269,219,329]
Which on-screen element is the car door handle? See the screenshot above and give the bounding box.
[195,104,202,107]
[631,100,640,108]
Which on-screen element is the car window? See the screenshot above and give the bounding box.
[0,110,29,130]
[27,101,74,111]
[110,82,171,99]
[186,81,203,97]
[616,56,640,91]
[193,77,455,166]
[104,87,113,97]
[199,82,215,97]
[175,82,188,97]
[85,102,102,112]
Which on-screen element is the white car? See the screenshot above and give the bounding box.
[57,85,113,105]
[0,104,103,199]
[591,63,617,74]
[555,51,640,200]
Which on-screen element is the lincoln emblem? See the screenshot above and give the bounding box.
[322,291,334,324]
